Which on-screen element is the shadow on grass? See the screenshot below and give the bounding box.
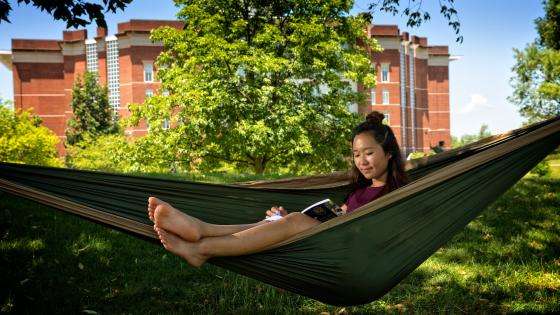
[439,177,559,265]
[0,193,310,314]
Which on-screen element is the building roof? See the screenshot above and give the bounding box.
[0,50,11,71]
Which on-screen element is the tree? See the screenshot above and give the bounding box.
[367,0,462,43]
[509,0,560,123]
[0,0,132,28]
[451,124,493,148]
[65,71,119,146]
[0,0,462,40]
[129,0,379,174]
[0,99,62,166]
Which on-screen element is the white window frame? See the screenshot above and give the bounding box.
[106,36,120,115]
[144,62,153,82]
[85,39,98,75]
[370,89,376,105]
[381,63,390,82]
[382,89,389,104]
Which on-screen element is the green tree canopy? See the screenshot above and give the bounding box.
[65,71,119,147]
[0,100,62,166]
[509,0,560,123]
[129,0,380,174]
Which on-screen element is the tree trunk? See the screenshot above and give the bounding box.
[253,157,266,174]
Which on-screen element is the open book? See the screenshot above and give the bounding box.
[265,199,344,222]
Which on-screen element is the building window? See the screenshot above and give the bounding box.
[383,112,390,125]
[162,119,170,129]
[370,89,376,105]
[144,63,153,82]
[145,89,153,98]
[106,36,120,115]
[382,89,389,104]
[85,39,98,75]
[381,63,390,82]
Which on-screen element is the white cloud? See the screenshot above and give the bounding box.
[461,93,490,113]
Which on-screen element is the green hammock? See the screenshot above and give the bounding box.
[0,117,559,306]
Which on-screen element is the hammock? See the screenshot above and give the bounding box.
[0,117,559,306]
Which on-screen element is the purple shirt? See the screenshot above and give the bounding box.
[344,186,385,213]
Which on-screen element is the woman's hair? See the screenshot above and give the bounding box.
[351,111,409,195]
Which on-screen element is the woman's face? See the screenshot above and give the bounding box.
[352,132,391,186]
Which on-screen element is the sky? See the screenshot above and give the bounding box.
[0,0,545,137]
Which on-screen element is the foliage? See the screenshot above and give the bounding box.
[0,0,132,28]
[0,100,62,167]
[509,0,560,123]
[368,0,462,43]
[0,0,464,39]
[129,0,379,174]
[536,0,560,50]
[451,124,493,149]
[65,131,180,174]
[64,133,131,172]
[65,71,119,147]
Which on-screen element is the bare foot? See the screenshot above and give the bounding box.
[148,197,157,222]
[157,228,207,268]
[149,197,202,242]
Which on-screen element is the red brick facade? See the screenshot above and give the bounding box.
[9,20,452,156]
[11,20,183,154]
[362,25,452,155]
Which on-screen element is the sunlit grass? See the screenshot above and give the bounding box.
[0,239,45,252]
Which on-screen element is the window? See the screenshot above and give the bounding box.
[162,119,170,130]
[383,112,390,125]
[85,39,98,75]
[382,89,389,104]
[144,63,153,82]
[370,89,376,105]
[381,63,389,82]
[145,89,153,98]
[106,37,120,115]
[162,89,169,97]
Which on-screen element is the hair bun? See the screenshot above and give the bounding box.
[366,111,384,125]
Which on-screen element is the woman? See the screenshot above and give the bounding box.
[148,111,408,267]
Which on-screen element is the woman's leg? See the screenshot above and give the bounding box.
[148,197,265,241]
[157,212,320,267]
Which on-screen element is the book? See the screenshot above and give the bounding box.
[265,198,343,222]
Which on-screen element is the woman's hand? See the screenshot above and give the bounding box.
[265,206,287,221]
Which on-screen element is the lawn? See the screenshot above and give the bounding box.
[1,153,559,314]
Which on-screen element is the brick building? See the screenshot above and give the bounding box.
[1,20,453,156]
[361,25,455,155]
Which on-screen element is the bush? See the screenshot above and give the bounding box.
[65,133,131,172]
[0,104,62,167]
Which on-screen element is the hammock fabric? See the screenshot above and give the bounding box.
[0,117,559,306]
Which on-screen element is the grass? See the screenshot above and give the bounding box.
[1,153,559,314]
